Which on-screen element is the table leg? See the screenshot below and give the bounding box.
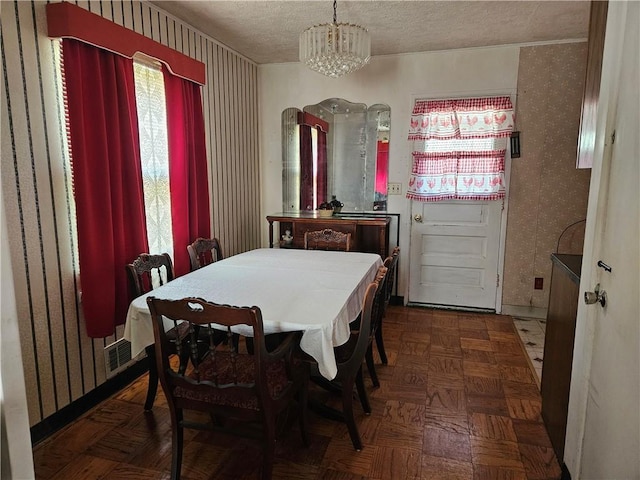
[268,220,274,248]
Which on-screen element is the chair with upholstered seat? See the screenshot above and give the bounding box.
[304,229,351,251]
[187,237,224,271]
[147,296,309,480]
[310,266,386,451]
[126,252,192,411]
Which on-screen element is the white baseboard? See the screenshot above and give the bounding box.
[501,305,547,319]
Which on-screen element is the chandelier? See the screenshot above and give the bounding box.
[299,0,371,78]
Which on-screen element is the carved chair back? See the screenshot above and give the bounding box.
[187,237,224,271]
[304,229,351,251]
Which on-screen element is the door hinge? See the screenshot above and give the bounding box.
[497,273,500,287]
[611,130,616,145]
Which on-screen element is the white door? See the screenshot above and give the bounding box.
[408,199,502,310]
[565,2,639,477]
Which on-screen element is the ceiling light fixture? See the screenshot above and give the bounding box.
[299,0,371,78]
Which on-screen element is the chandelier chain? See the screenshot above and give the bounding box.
[333,0,337,23]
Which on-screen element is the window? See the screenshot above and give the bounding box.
[407,97,515,202]
[133,58,174,258]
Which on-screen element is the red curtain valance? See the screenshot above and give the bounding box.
[47,1,205,85]
[297,112,329,133]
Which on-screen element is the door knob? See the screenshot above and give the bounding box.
[414,214,423,223]
[584,283,607,307]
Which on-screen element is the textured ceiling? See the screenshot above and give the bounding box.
[149,1,591,64]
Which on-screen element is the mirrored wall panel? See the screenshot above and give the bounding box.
[282,98,390,212]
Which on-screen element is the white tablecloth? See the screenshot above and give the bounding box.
[123,248,383,379]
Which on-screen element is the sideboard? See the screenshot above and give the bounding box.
[266,212,391,258]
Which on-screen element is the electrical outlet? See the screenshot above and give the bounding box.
[534,277,544,290]
[388,182,402,195]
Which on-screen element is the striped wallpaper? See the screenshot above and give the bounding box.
[1,0,260,425]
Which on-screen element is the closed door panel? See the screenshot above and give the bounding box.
[409,200,502,309]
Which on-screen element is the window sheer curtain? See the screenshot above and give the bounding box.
[407,97,515,202]
[62,39,149,338]
[163,67,210,277]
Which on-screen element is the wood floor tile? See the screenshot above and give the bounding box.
[376,419,425,449]
[511,420,554,448]
[421,454,474,479]
[469,436,524,470]
[399,338,431,356]
[458,317,488,330]
[495,352,532,367]
[370,446,422,479]
[463,360,501,378]
[463,348,497,365]
[460,328,491,340]
[391,365,429,386]
[502,381,541,400]
[460,337,493,351]
[500,365,537,384]
[467,394,510,417]
[33,307,559,480]
[428,355,464,377]
[518,444,561,480]
[423,412,470,435]
[101,463,172,480]
[396,352,431,369]
[383,400,427,426]
[322,438,378,476]
[49,453,119,480]
[468,413,518,442]
[423,426,472,462]
[465,375,504,397]
[506,398,542,421]
[473,464,528,480]
[425,386,467,415]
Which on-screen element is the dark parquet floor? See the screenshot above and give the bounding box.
[32,306,561,479]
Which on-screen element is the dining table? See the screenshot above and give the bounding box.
[123,247,383,380]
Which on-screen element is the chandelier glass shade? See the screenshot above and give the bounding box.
[299,2,370,78]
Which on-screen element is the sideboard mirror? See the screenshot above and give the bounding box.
[282,98,390,213]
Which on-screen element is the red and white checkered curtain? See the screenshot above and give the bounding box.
[407,97,515,202]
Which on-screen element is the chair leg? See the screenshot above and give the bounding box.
[355,367,371,414]
[144,345,158,411]
[375,326,388,365]
[365,345,380,388]
[170,409,184,480]
[342,376,363,451]
[298,367,310,447]
[261,417,276,480]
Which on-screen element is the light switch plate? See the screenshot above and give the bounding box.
[388,182,402,195]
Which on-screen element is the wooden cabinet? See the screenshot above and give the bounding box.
[266,212,390,258]
[541,254,582,462]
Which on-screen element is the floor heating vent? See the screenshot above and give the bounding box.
[104,338,134,378]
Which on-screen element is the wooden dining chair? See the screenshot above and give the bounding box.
[304,229,351,251]
[147,296,309,480]
[310,266,386,451]
[187,237,224,271]
[126,253,189,411]
[378,246,400,365]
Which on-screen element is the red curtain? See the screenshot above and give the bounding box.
[299,125,314,210]
[316,129,328,205]
[62,39,149,338]
[163,68,211,277]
